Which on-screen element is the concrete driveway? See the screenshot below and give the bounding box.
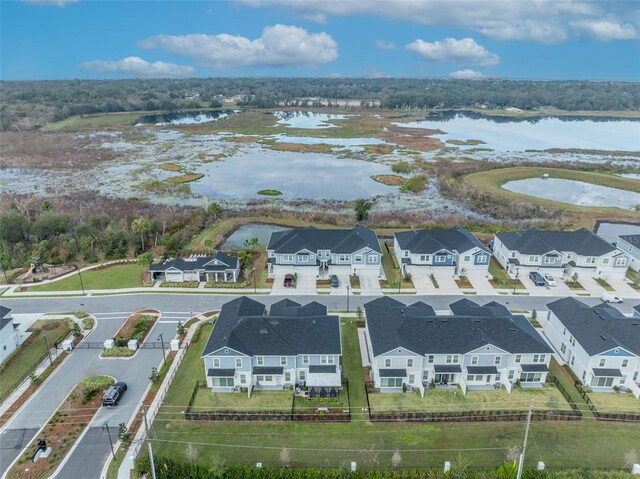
[329,274,350,296]
[465,271,496,295]
[607,277,639,296]
[358,270,382,295]
[271,269,317,295]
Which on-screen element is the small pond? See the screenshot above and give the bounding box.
[502,178,640,210]
[618,173,640,180]
[189,147,396,200]
[135,110,236,126]
[395,112,640,152]
[274,111,349,129]
[222,224,292,251]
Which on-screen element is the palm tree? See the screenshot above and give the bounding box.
[131,218,150,251]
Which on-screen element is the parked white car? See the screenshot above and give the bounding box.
[600,293,623,303]
[543,274,556,286]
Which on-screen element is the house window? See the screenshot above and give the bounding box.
[585,257,597,264]
[318,250,330,257]
[339,254,350,262]
[407,358,414,368]
[508,370,514,380]
[602,258,610,264]
[302,355,309,364]
[212,377,234,387]
[467,374,483,382]
[464,256,471,262]
[427,355,434,363]
[282,254,293,262]
[240,374,246,384]
[515,355,521,363]
[257,356,264,365]
[615,257,627,266]
[582,372,586,382]
[422,371,429,380]
[562,327,566,335]
[446,355,459,364]
[533,354,546,363]
[622,359,629,368]
[404,251,409,257]
[520,372,542,383]
[571,356,575,366]
[224,349,229,354]
[471,356,478,365]
[494,356,502,365]
[569,336,576,347]
[544,256,555,264]
[528,256,539,263]
[321,355,334,364]
[354,255,363,263]
[634,372,638,382]
[590,376,614,388]
[420,255,429,262]
[435,255,447,263]
[599,358,606,367]
[380,377,403,388]
[285,372,291,382]
[511,252,516,258]
[280,356,287,366]
[213,358,220,367]
[297,254,309,263]
[369,255,379,263]
[385,358,392,368]
[300,370,306,381]
[560,343,567,354]
[235,358,242,368]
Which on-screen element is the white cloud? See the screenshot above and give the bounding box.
[237,0,639,43]
[362,67,389,78]
[138,24,338,70]
[449,69,486,79]
[407,38,500,67]
[22,0,77,6]
[80,56,195,78]
[374,40,396,50]
[570,20,637,41]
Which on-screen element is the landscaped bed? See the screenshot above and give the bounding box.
[8,376,114,479]
[455,275,474,289]
[368,384,572,413]
[101,310,159,357]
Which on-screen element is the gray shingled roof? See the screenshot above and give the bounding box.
[269,299,327,317]
[267,227,381,255]
[547,297,640,356]
[149,252,238,272]
[365,297,551,358]
[496,228,616,256]
[619,234,640,249]
[0,305,12,330]
[395,226,488,255]
[449,299,510,317]
[592,368,622,377]
[203,297,341,357]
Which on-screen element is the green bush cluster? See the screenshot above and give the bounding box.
[101,346,135,358]
[131,314,153,341]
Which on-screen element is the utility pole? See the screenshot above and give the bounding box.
[157,334,166,363]
[78,269,86,296]
[103,423,115,460]
[142,404,157,479]
[516,399,534,479]
[43,336,53,366]
[346,285,350,312]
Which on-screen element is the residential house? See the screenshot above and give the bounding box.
[267,226,383,278]
[394,226,490,276]
[545,297,640,396]
[149,252,240,283]
[202,297,342,397]
[0,306,20,365]
[493,228,629,280]
[595,221,640,272]
[364,297,552,396]
[634,304,640,318]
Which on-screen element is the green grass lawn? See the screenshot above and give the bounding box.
[380,244,413,289]
[594,278,615,291]
[626,268,640,290]
[340,319,368,411]
[368,385,571,413]
[25,263,145,292]
[0,319,72,402]
[587,391,640,413]
[192,388,293,412]
[293,393,348,412]
[488,257,525,289]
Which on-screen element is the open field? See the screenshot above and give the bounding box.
[368,385,572,413]
[25,263,145,291]
[462,167,640,228]
[587,391,640,413]
[0,319,72,402]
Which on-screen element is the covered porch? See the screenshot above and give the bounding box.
[589,368,623,392]
[433,364,462,388]
[465,366,501,391]
[519,363,548,388]
[379,368,407,392]
[252,366,286,390]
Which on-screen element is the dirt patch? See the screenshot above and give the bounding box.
[363,144,395,155]
[371,175,407,186]
[159,164,182,172]
[165,173,204,184]
[265,142,333,154]
[222,135,261,143]
[376,126,444,152]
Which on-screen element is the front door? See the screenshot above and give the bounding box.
[486,375,492,384]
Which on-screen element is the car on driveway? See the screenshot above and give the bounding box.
[102,382,127,407]
[529,272,546,286]
[601,293,623,303]
[330,274,340,288]
[283,274,294,288]
[543,274,556,286]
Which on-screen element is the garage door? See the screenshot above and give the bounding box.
[166,271,182,282]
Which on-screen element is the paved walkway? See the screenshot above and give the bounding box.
[357,328,370,367]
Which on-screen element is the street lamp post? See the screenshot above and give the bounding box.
[346,285,350,313]
[513,267,520,294]
[251,267,257,294]
[78,269,86,295]
[157,333,166,363]
[103,423,116,461]
[43,336,53,366]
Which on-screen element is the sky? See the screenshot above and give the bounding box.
[1,0,639,81]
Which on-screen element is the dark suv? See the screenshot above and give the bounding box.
[102,382,127,406]
[330,274,340,288]
[529,272,546,286]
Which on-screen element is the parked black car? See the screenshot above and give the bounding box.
[102,382,127,406]
[529,272,546,286]
[330,274,340,288]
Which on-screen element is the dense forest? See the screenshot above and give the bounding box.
[2,78,639,131]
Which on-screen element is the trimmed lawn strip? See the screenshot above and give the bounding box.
[192,389,293,412]
[25,263,145,292]
[488,257,525,289]
[379,243,413,289]
[8,376,114,479]
[594,278,615,291]
[587,391,640,414]
[626,268,640,290]
[340,320,368,411]
[0,319,72,403]
[368,385,572,413]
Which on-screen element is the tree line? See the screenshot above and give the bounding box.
[2,78,639,131]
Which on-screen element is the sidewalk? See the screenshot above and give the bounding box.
[2,284,273,297]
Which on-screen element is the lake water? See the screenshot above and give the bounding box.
[502,178,640,210]
[396,113,640,152]
[271,133,390,147]
[189,147,396,200]
[619,173,640,180]
[222,224,292,250]
[135,110,236,126]
[275,111,349,129]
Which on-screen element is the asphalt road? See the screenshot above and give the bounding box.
[0,292,636,478]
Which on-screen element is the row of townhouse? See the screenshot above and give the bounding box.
[148,225,632,284]
[595,221,640,272]
[364,297,552,395]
